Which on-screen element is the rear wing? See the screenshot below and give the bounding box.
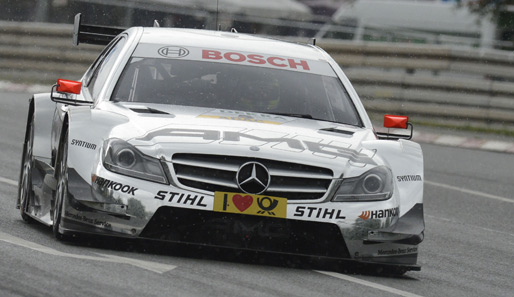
[73,13,125,46]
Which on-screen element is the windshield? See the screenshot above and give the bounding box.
[111,57,362,126]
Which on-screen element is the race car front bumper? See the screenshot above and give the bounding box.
[62,168,424,271]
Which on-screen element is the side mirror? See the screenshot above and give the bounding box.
[56,79,81,94]
[51,79,92,106]
[376,115,413,140]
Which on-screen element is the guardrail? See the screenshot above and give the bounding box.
[0,21,98,83]
[1,21,513,132]
[315,40,514,131]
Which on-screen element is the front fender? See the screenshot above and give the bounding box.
[67,107,129,191]
[362,139,424,216]
[32,93,58,163]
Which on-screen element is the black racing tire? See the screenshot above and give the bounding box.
[18,115,35,223]
[53,129,69,241]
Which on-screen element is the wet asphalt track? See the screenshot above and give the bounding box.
[1,91,513,297]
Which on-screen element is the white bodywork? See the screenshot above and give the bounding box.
[21,27,424,271]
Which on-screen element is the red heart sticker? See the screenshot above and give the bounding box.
[232,194,253,212]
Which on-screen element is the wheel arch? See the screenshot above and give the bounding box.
[31,93,58,165]
[24,96,35,141]
[16,96,36,208]
[17,93,61,225]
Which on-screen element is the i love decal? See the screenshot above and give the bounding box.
[213,192,287,218]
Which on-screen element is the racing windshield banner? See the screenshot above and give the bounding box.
[133,44,337,77]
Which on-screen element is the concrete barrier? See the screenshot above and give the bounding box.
[0,21,98,83]
[1,21,513,131]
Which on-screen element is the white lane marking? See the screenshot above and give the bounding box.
[0,176,18,187]
[425,215,514,243]
[480,141,513,151]
[315,270,424,297]
[433,135,466,146]
[95,253,176,274]
[425,180,513,204]
[0,231,176,274]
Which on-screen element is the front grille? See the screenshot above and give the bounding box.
[171,154,334,200]
[140,207,350,258]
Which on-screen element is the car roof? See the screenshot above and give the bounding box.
[138,27,327,61]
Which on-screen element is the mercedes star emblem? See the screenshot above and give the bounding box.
[236,162,270,194]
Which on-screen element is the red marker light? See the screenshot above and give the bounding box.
[56,79,82,94]
[384,115,409,129]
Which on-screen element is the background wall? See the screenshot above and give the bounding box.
[1,20,513,133]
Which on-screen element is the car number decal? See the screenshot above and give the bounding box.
[213,192,287,218]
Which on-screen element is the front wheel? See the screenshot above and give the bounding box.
[53,130,69,240]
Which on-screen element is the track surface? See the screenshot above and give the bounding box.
[1,91,513,297]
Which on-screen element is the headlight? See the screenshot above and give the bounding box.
[333,166,393,202]
[103,138,168,184]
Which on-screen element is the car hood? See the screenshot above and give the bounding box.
[108,102,377,175]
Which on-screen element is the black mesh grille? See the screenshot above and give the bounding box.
[140,207,350,258]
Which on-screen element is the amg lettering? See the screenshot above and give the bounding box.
[138,128,220,142]
[71,139,97,150]
[135,129,376,164]
[94,177,137,195]
[223,131,304,150]
[396,175,422,182]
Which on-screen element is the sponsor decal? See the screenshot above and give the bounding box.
[136,129,375,164]
[396,175,422,182]
[377,247,418,256]
[65,210,112,228]
[71,139,96,150]
[293,206,345,220]
[94,176,138,195]
[359,207,399,220]
[133,44,336,77]
[213,192,287,218]
[202,49,310,71]
[154,190,208,207]
[158,46,189,58]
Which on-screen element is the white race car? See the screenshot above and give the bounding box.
[18,14,424,274]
